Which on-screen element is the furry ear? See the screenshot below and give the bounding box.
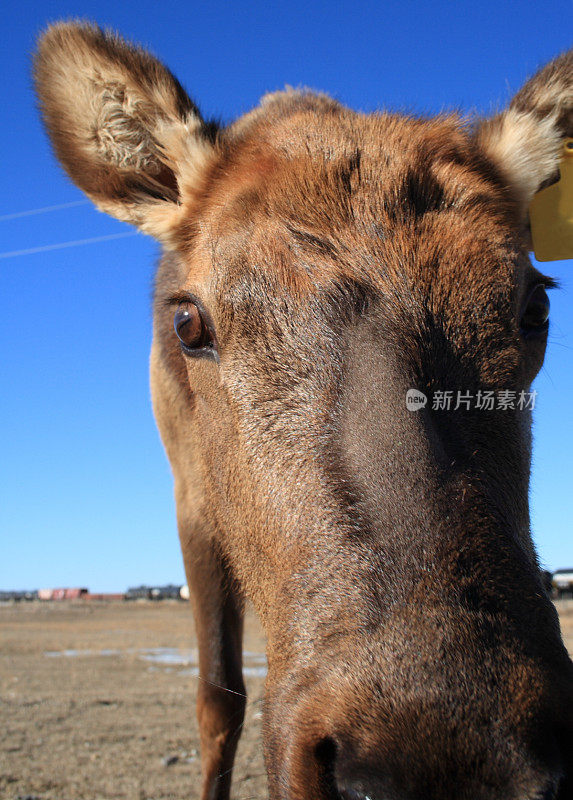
[475,51,573,221]
[33,22,217,243]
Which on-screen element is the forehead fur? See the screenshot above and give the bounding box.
[176,90,522,300]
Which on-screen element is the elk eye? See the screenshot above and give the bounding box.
[520,284,550,337]
[173,301,215,355]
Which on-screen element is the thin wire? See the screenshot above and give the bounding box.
[0,199,90,222]
[0,231,138,260]
[197,674,248,698]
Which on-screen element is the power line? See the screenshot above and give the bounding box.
[0,200,90,222]
[0,231,139,260]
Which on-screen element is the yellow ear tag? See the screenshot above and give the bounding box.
[529,138,573,261]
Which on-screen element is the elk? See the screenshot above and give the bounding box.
[34,24,573,800]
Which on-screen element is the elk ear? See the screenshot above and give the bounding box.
[476,51,573,222]
[33,22,216,244]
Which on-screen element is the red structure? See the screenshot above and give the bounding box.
[38,587,88,601]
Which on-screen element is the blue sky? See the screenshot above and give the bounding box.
[1,0,572,592]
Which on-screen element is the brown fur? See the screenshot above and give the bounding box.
[34,23,573,800]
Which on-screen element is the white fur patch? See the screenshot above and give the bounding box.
[478,109,562,212]
[96,82,163,174]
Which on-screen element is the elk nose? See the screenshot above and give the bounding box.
[335,778,398,800]
[316,740,399,800]
[338,790,381,800]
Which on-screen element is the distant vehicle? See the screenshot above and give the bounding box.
[154,584,183,600]
[552,569,573,599]
[84,593,126,601]
[125,585,152,600]
[38,587,88,601]
[125,584,186,601]
[0,590,38,602]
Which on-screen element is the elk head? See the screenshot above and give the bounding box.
[34,25,573,799]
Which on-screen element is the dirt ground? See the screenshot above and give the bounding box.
[0,601,266,800]
[1,600,572,800]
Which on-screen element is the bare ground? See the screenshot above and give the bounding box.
[0,601,266,800]
[1,600,572,800]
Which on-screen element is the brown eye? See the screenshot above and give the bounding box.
[521,284,550,337]
[174,301,215,356]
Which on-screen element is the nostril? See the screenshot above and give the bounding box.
[337,784,381,800]
[540,782,560,800]
[315,739,382,800]
[315,737,339,798]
